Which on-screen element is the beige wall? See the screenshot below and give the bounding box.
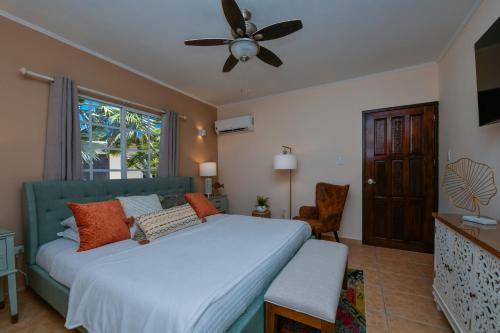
[218,64,438,240]
[438,0,500,219]
[0,17,218,244]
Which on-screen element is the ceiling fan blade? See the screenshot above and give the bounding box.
[184,38,232,46]
[257,46,283,67]
[253,20,303,41]
[221,0,246,36]
[223,55,239,72]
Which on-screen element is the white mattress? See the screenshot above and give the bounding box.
[36,214,229,288]
[37,214,311,333]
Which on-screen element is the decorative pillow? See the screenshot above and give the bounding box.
[61,216,78,232]
[117,194,163,237]
[60,210,123,242]
[160,194,187,209]
[57,228,80,243]
[184,193,219,218]
[68,200,130,252]
[135,204,200,241]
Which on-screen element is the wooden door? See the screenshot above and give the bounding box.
[363,102,438,253]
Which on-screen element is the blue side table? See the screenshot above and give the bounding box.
[0,228,17,323]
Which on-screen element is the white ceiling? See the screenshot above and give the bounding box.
[0,0,480,106]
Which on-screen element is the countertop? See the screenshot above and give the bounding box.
[433,213,499,258]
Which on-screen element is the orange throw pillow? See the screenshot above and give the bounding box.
[184,193,219,219]
[68,200,130,252]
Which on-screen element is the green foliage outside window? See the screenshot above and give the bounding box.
[79,97,161,179]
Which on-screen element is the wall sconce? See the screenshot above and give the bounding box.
[197,128,207,138]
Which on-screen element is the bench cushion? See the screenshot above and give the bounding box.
[264,239,348,323]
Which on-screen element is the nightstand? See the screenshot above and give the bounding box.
[208,195,228,213]
[0,228,17,323]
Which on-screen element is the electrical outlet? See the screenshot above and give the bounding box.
[281,208,286,219]
[447,150,452,162]
[336,155,345,166]
[14,245,24,256]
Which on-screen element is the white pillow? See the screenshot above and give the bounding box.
[57,228,80,243]
[61,216,78,232]
[117,194,163,236]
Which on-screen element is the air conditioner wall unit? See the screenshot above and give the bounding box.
[215,115,254,135]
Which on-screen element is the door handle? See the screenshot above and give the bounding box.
[367,178,376,185]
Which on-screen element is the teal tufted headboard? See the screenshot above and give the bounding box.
[23,177,195,265]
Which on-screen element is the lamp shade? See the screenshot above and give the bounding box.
[273,154,297,170]
[200,162,217,177]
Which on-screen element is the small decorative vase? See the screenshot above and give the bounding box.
[256,206,267,213]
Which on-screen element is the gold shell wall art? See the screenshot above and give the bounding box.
[443,158,497,216]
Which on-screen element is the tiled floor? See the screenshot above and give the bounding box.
[343,239,452,333]
[0,240,451,333]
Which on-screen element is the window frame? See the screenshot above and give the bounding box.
[79,95,161,180]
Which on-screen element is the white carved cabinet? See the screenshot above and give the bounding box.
[433,218,499,333]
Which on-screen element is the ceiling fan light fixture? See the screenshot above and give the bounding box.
[230,38,259,62]
[184,1,303,72]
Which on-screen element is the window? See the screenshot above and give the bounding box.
[79,96,161,180]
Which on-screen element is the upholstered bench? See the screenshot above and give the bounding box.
[264,239,348,333]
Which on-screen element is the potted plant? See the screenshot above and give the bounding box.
[256,196,269,213]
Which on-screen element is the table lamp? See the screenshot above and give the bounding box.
[200,162,217,197]
[274,146,297,218]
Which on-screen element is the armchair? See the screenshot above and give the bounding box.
[294,183,349,242]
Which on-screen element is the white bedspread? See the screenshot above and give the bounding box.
[65,215,311,333]
[36,214,228,288]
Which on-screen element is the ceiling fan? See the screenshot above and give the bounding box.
[184,0,303,72]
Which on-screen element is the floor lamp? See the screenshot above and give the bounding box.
[274,146,297,219]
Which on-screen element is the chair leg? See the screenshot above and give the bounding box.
[334,231,340,243]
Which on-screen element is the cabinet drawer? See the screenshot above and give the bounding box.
[0,239,6,272]
[214,204,226,212]
[209,197,227,213]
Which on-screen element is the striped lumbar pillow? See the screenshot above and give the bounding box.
[135,204,201,241]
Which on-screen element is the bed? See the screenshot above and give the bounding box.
[23,177,311,333]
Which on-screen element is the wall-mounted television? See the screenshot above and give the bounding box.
[475,17,500,126]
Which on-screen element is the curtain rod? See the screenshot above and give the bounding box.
[19,67,187,120]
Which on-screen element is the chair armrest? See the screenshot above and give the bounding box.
[298,206,319,219]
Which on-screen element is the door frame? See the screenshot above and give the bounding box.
[361,101,439,250]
